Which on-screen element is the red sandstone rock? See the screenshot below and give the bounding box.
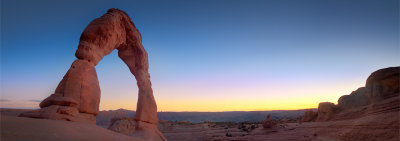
[19,8,164,140]
[39,94,79,108]
[315,102,339,121]
[338,67,399,110]
[262,114,277,128]
[108,117,136,135]
[305,67,400,123]
[365,67,399,102]
[301,109,317,122]
[19,105,95,123]
[337,87,369,109]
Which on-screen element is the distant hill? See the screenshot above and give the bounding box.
[0,108,33,117]
[96,109,307,127]
[0,108,308,128]
[96,109,136,127]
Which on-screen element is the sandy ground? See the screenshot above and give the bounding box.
[1,110,398,141]
[160,111,399,141]
[0,115,144,141]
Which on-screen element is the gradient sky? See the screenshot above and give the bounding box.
[1,0,399,111]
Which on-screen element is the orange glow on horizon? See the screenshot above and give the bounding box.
[98,80,360,112]
[99,91,342,112]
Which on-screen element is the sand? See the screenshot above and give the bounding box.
[0,115,144,141]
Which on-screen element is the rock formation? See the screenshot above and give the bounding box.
[365,67,399,102]
[262,114,276,128]
[338,67,399,110]
[108,117,136,135]
[315,102,339,121]
[302,67,399,122]
[19,8,166,140]
[337,87,369,109]
[301,109,317,122]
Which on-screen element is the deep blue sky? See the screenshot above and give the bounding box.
[1,0,399,111]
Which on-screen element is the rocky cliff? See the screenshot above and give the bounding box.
[303,67,399,121]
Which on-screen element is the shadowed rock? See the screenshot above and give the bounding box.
[338,87,369,109]
[301,109,317,122]
[302,67,399,122]
[262,114,277,128]
[316,102,339,121]
[365,67,399,102]
[108,117,136,135]
[336,67,399,113]
[338,67,399,110]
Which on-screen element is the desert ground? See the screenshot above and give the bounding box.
[1,115,139,141]
[159,111,398,141]
[1,107,398,141]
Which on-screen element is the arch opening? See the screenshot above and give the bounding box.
[96,50,138,111]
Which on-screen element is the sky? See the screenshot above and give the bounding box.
[1,0,399,112]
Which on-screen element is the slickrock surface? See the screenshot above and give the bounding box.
[0,115,144,141]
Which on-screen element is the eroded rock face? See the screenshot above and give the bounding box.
[366,67,399,102]
[302,67,399,122]
[19,8,164,140]
[301,109,317,122]
[337,67,399,111]
[337,87,369,109]
[108,117,136,135]
[107,117,167,141]
[316,102,339,121]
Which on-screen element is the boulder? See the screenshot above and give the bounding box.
[316,102,339,121]
[262,114,276,128]
[301,109,317,122]
[108,117,136,135]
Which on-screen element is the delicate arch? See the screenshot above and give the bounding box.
[20,9,158,125]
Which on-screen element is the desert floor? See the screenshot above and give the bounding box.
[2,110,398,141]
[160,111,398,141]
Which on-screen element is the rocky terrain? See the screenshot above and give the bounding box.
[300,67,400,140]
[302,67,399,122]
[156,111,398,141]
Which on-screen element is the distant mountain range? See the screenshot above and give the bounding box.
[96,109,307,127]
[0,108,308,128]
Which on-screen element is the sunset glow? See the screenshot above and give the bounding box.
[1,0,399,112]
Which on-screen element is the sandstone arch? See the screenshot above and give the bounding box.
[20,8,160,133]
